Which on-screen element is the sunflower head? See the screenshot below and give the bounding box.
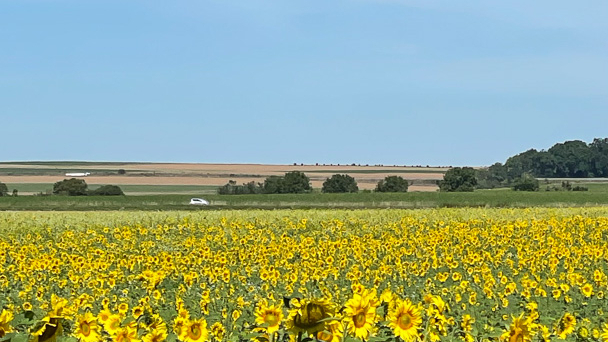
[181,318,209,342]
[500,314,535,342]
[286,298,335,335]
[255,301,284,334]
[388,299,422,342]
[75,312,100,342]
[344,289,379,340]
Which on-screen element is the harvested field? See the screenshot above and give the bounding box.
[0,162,446,192]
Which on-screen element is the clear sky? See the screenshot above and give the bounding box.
[2,1,607,166]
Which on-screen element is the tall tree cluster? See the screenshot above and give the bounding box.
[477,138,608,189]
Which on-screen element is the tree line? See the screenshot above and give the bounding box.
[476,138,608,189]
[439,138,608,192]
[218,172,410,194]
[0,178,125,196]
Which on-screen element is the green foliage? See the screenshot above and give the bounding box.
[476,163,508,189]
[439,167,477,192]
[375,176,408,192]
[90,185,124,196]
[262,176,283,194]
[260,172,312,194]
[217,173,313,194]
[218,180,263,195]
[322,174,359,193]
[544,181,588,192]
[52,178,88,196]
[281,171,312,194]
[512,174,539,191]
[503,138,608,179]
[0,182,8,197]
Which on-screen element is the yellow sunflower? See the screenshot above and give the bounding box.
[105,314,123,336]
[114,324,140,342]
[600,323,608,341]
[50,295,71,319]
[117,303,129,316]
[255,301,283,334]
[388,299,422,342]
[344,289,378,340]
[98,308,112,326]
[31,317,63,342]
[581,284,593,298]
[0,309,14,337]
[500,314,535,342]
[74,312,100,342]
[556,313,576,339]
[316,320,343,342]
[286,298,335,335]
[211,322,226,342]
[181,318,209,342]
[142,328,168,342]
[132,306,144,320]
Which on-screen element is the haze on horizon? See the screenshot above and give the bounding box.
[1,1,607,167]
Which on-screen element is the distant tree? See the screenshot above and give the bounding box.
[90,185,124,196]
[505,149,542,180]
[218,180,263,195]
[0,182,8,197]
[439,167,477,192]
[322,174,359,193]
[12,189,18,197]
[53,178,88,196]
[118,169,126,175]
[375,176,408,192]
[476,162,508,189]
[548,140,591,177]
[589,138,608,177]
[512,173,539,191]
[261,172,311,194]
[263,176,284,194]
[281,171,312,193]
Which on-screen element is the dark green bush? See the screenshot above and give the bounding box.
[90,185,124,196]
[439,167,477,192]
[376,176,409,192]
[53,178,88,196]
[512,174,539,191]
[322,174,359,193]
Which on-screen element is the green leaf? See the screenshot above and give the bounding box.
[11,334,29,342]
[0,332,16,342]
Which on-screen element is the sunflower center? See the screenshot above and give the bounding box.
[81,323,91,336]
[265,313,278,327]
[109,319,120,330]
[398,313,413,330]
[317,331,333,342]
[354,312,367,328]
[189,324,202,340]
[509,328,523,342]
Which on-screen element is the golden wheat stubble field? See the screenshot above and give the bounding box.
[1,207,608,342]
[0,162,446,193]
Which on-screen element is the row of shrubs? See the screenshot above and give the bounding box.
[52,178,124,196]
[0,178,125,197]
[218,172,410,195]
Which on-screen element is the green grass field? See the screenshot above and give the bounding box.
[2,188,608,210]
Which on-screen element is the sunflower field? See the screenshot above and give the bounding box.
[1,208,608,342]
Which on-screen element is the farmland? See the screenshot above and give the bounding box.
[1,208,608,342]
[0,161,446,194]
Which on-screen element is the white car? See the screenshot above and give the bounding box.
[189,198,210,205]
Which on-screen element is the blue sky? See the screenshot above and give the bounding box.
[1,0,607,166]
